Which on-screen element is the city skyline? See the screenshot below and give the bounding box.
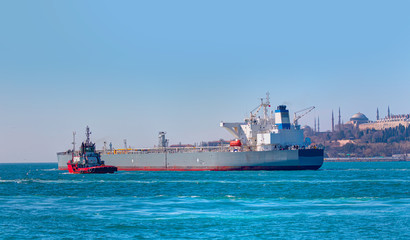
[1,1,410,162]
[311,105,407,133]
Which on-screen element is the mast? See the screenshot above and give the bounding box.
[72,131,76,159]
[249,92,271,122]
[85,126,91,145]
[263,92,270,119]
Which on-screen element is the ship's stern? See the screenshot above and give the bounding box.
[298,148,324,170]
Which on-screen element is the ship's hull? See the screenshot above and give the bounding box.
[58,149,324,171]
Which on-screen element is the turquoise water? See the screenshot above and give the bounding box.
[0,162,409,239]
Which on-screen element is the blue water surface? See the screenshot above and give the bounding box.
[0,162,409,239]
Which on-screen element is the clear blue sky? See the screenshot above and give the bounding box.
[1,1,409,162]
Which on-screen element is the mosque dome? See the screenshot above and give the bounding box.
[350,113,368,121]
[349,112,369,125]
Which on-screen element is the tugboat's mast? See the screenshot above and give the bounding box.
[72,131,76,158]
[85,126,91,145]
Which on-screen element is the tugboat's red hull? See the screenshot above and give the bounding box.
[67,164,117,174]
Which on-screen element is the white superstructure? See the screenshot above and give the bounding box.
[220,93,306,151]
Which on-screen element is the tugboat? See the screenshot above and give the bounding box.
[67,126,117,174]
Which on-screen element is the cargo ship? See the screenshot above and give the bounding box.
[57,93,323,171]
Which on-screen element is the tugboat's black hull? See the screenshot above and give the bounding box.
[86,166,117,174]
[68,164,118,174]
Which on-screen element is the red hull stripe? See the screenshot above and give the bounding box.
[59,165,321,171]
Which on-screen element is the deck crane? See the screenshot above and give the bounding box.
[293,106,315,126]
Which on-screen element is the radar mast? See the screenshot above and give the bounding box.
[249,92,271,121]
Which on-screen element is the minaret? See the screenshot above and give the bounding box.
[318,116,320,133]
[314,117,317,132]
[388,106,390,118]
[377,108,379,120]
[331,110,335,132]
[338,107,341,131]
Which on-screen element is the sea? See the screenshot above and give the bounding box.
[0,162,409,239]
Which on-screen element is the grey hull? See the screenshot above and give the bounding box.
[58,149,324,171]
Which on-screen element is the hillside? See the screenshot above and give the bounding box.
[305,124,410,158]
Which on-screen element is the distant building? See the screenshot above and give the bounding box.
[347,112,369,126]
[327,107,410,132]
[359,114,410,131]
[341,111,410,131]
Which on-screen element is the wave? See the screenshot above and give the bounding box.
[41,168,59,171]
